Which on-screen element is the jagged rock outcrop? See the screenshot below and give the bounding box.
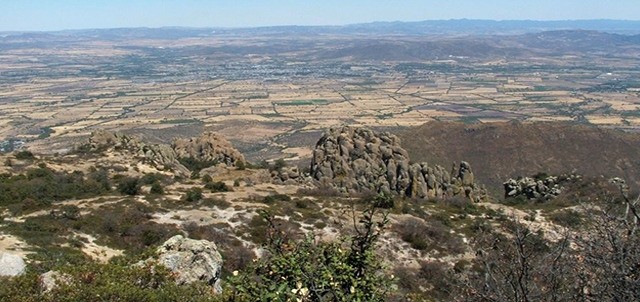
[0,252,26,277]
[310,126,486,201]
[173,132,245,167]
[155,235,223,293]
[84,130,189,175]
[81,130,245,175]
[503,174,580,200]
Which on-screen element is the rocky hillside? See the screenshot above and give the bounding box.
[310,126,486,201]
[398,121,640,192]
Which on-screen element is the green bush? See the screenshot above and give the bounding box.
[149,183,164,195]
[0,167,111,209]
[178,157,218,174]
[262,194,291,204]
[184,187,203,202]
[229,208,391,301]
[117,177,140,196]
[14,150,35,160]
[205,181,230,193]
[0,262,218,302]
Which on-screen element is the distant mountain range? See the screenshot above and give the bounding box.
[3,19,640,38]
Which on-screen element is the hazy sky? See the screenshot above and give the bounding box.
[2,0,640,31]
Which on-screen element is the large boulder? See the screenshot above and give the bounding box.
[310,126,486,201]
[155,235,223,293]
[0,252,26,277]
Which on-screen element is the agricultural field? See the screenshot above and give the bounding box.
[1,29,640,162]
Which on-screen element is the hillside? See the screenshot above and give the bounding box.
[0,126,638,301]
[398,121,640,193]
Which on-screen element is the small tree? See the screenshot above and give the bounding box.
[184,187,203,202]
[150,183,164,195]
[117,177,140,196]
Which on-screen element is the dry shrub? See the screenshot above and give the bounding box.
[394,217,465,254]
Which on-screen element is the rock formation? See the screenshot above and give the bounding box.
[173,132,245,167]
[84,130,189,174]
[310,126,486,201]
[0,252,26,277]
[81,130,245,175]
[503,174,580,200]
[271,166,302,185]
[155,235,223,293]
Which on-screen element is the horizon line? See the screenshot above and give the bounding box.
[3,18,640,34]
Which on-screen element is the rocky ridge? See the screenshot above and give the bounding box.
[310,126,486,201]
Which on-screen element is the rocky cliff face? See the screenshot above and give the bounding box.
[310,126,486,201]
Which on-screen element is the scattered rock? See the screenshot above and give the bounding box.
[0,252,26,277]
[503,174,580,200]
[155,235,223,293]
[310,126,486,201]
[271,166,302,185]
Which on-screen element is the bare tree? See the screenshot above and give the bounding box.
[571,189,640,301]
[461,220,574,302]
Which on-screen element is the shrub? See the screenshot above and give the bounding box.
[262,194,291,204]
[229,208,391,301]
[235,160,246,170]
[204,181,230,193]
[0,262,218,302]
[201,174,213,183]
[184,187,203,202]
[394,217,465,254]
[14,150,35,160]
[117,177,140,196]
[150,183,164,195]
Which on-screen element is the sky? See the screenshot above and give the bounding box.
[2,0,640,32]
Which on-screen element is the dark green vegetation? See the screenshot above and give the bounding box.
[0,167,111,213]
[230,209,390,301]
[0,262,217,302]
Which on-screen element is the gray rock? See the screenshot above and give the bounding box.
[0,252,26,277]
[173,132,245,167]
[503,174,573,200]
[39,270,71,292]
[310,126,486,201]
[80,130,245,176]
[156,235,223,293]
